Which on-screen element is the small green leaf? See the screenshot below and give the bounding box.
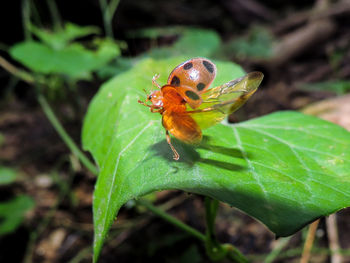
[0,195,35,235]
[10,40,120,79]
[30,22,100,50]
[82,57,350,262]
[0,167,17,185]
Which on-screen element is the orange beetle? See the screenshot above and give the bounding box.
[138,58,263,160]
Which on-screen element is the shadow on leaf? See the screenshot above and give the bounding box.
[150,136,248,172]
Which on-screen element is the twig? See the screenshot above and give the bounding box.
[221,0,276,22]
[300,219,320,263]
[326,214,342,263]
[0,55,34,84]
[265,0,348,67]
[265,236,292,263]
[273,0,350,34]
[269,19,336,67]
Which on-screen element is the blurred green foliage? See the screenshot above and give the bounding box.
[0,135,35,236]
[130,27,221,59]
[0,167,17,185]
[301,80,350,95]
[218,26,274,60]
[0,195,35,235]
[10,23,120,80]
[30,23,100,50]
[10,39,120,79]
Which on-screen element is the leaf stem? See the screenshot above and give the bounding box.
[46,0,63,31]
[99,0,113,38]
[204,197,248,263]
[205,196,219,240]
[135,199,206,242]
[37,94,98,175]
[99,0,120,38]
[22,0,32,40]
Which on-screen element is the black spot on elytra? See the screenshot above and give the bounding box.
[185,90,200,100]
[196,83,205,91]
[171,76,180,86]
[203,60,214,73]
[183,62,193,70]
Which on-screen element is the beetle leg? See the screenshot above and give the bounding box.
[138,100,151,107]
[150,108,162,113]
[166,130,179,161]
[152,74,162,89]
[138,100,162,113]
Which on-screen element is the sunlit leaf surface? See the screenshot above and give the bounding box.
[82,57,350,262]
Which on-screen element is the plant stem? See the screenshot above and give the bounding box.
[205,196,219,240]
[22,0,32,40]
[46,0,63,31]
[135,199,206,242]
[204,197,248,263]
[99,0,120,38]
[99,0,113,38]
[108,0,121,20]
[37,94,98,175]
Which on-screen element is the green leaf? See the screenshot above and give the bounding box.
[82,57,350,262]
[10,39,120,79]
[0,195,35,235]
[30,22,100,50]
[0,167,17,185]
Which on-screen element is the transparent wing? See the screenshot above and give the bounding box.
[187,71,264,130]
